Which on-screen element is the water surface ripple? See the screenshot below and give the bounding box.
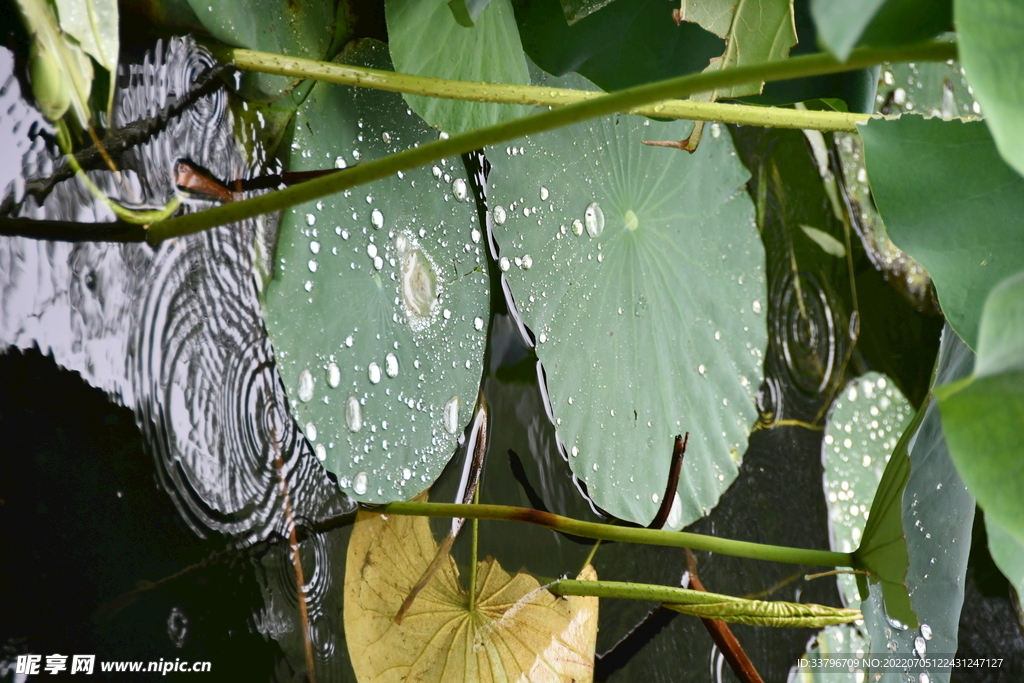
[0,37,353,545]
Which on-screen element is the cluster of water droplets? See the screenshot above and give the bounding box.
[484,113,768,530]
[875,60,979,119]
[270,73,489,504]
[823,373,913,603]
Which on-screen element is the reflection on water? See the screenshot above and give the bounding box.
[1,37,352,542]
[1,37,354,678]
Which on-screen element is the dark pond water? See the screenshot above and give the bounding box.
[0,34,1020,683]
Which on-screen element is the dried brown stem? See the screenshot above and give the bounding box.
[685,549,765,683]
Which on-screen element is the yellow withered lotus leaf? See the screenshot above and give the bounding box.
[344,496,598,683]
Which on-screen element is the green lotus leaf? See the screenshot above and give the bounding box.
[486,71,766,528]
[261,42,489,503]
[956,0,1024,178]
[811,0,951,62]
[824,373,913,605]
[797,373,912,680]
[937,272,1024,553]
[448,0,493,26]
[53,0,118,108]
[860,324,976,682]
[186,0,340,101]
[985,514,1024,599]
[386,0,530,134]
[860,116,1024,349]
[513,0,724,94]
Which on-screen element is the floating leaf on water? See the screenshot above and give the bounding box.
[860,324,976,678]
[823,372,913,605]
[487,71,766,528]
[344,494,599,682]
[261,41,488,503]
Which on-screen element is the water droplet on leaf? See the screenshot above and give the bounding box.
[584,202,605,238]
[298,370,314,402]
[443,396,460,434]
[346,397,363,432]
[368,363,382,384]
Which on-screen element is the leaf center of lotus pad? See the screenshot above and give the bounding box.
[398,233,439,328]
[624,209,639,231]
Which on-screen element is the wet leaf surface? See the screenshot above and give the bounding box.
[984,514,1024,598]
[487,71,766,529]
[386,0,530,133]
[860,324,976,683]
[262,41,489,504]
[186,0,338,100]
[825,373,913,605]
[344,494,599,682]
[937,272,1024,559]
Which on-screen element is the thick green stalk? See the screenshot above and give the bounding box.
[215,44,868,133]
[148,39,956,243]
[380,501,854,567]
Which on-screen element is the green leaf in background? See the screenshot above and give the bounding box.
[985,514,1024,599]
[937,272,1024,554]
[53,0,118,109]
[811,0,951,62]
[487,71,766,528]
[387,0,530,134]
[956,0,1024,178]
[860,324,975,683]
[448,0,493,27]
[186,0,339,101]
[679,0,797,99]
[513,0,725,93]
[15,0,94,125]
[261,41,490,503]
[860,116,1024,349]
